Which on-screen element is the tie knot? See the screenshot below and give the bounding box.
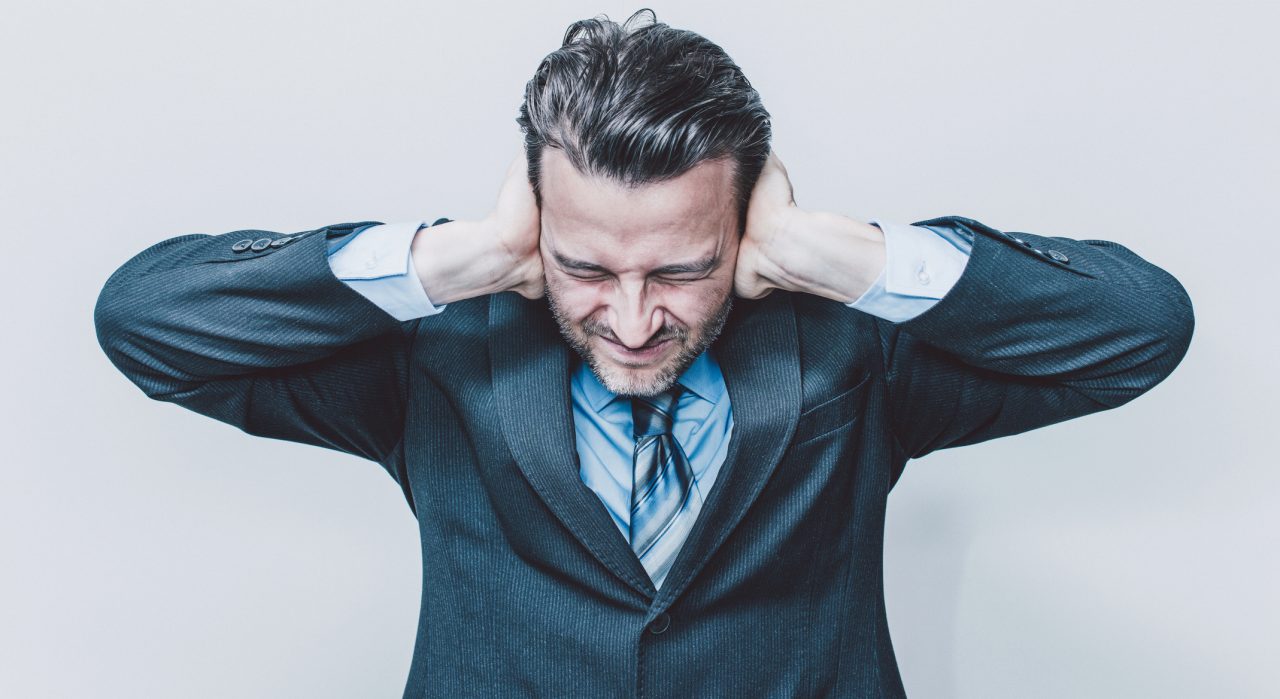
[631,384,686,437]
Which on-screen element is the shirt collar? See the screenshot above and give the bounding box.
[574,348,725,413]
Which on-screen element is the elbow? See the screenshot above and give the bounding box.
[1070,280,1195,411]
[93,275,129,372]
[93,274,184,400]
[93,234,218,400]
[1157,274,1195,383]
[93,250,147,366]
[1124,280,1195,403]
[94,276,147,393]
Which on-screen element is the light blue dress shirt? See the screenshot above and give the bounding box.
[324,218,972,559]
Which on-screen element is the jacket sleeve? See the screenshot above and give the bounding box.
[93,221,424,481]
[877,215,1195,480]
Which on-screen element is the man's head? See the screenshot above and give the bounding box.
[515,9,772,397]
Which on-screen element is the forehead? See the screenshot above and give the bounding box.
[539,148,737,270]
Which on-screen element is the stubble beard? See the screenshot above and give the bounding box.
[546,283,735,398]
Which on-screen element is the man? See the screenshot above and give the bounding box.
[94,10,1194,698]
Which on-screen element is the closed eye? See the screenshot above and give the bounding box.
[569,273,701,284]
[554,251,719,282]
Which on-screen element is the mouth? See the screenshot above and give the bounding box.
[599,336,673,364]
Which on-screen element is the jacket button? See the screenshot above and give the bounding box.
[231,239,253,252]
[648,613,670,635]
[1045,249,1070,263]
[269,237,292,248]
[250,238,272,252]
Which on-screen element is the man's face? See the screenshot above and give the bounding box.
[539,148,740,398]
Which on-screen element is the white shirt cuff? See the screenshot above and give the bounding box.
[846,219,973,322]
[325,221,448,321]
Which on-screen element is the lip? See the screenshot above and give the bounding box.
[600,336,672,363]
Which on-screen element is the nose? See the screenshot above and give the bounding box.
[607,280,664,349]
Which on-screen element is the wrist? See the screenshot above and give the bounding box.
[772,209,886,303]
[411,219,514,305]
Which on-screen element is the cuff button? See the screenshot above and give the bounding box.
[231,239,253,252]
[1046,249,1070,263]
[250,238,272,252]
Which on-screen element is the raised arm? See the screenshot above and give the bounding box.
[875,215,1193,464]
[93,152,545,493]
[93,221,429,474]
[735,151,1194,484]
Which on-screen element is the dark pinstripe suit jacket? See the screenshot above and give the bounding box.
[94,215,1193,698]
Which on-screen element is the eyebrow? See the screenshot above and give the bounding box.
[553,251,719,276]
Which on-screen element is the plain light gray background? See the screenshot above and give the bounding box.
[2,0,1274,696]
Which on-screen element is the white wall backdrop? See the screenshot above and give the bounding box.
[2,0,1274,696]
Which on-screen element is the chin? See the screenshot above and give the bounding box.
[587,340,687,397]
[546,286,734,399]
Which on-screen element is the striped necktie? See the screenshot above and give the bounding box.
[629,383,703,590]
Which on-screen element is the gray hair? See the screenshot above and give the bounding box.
[516,8,772,236]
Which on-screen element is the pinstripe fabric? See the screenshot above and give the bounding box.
[628,385,703,590]
[93,215,1194,698]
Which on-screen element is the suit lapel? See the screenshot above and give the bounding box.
[490,293,656,598]
[653,291,801,607]
[489,291,802,604]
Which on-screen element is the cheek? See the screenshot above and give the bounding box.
[648,284,730,331]
[664,287,719,321]
[545,273,614,305]
[546,278,599,316]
